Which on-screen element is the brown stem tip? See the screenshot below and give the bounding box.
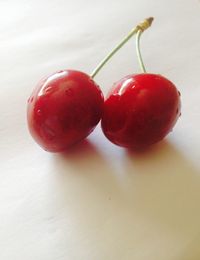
[147,17,154,26]
[137,17,154,32]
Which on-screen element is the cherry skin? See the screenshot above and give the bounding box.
[101,73,181,149]
[27,70,104,152]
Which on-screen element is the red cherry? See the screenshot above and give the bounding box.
[27,70,104,152]
[101,73,181,149]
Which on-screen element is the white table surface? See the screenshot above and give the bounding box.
[1,0,200,259]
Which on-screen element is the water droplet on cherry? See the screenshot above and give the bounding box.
[65,88,73,97]
[37,109,42,116]
[28,97,34,103]
[45,87,52,93]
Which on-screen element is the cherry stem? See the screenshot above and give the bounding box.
[91,17,154,78]
[136,29,146,73]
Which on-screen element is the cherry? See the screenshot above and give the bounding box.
[27,70,103,152]
[101,73,181,149]
[100,17,181,149]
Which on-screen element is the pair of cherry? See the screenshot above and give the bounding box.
[27,18,181,152]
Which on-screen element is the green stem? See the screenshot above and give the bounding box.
[136,29,146,73]
[90,17,154,78]
[91,27,138,78]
